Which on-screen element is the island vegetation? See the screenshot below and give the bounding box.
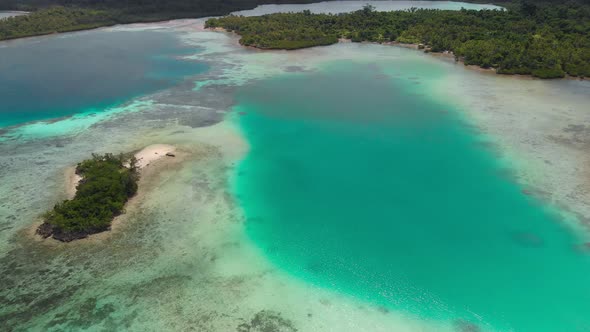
[205,1,590,79]
[0,0,325,41]
[37,153,139,242]
[0,7,117,40]
[1,1,588,77]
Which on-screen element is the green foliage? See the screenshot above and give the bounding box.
[206,2,590,78]
[3,0,329,12]
[0,7,116,40]
[44,153,139,233]
[0,0,330,41]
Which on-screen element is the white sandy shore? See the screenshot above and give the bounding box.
[134,144,176,168]
[65,144,176,198]
[64,169,82,199]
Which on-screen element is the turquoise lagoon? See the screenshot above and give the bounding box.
[234,62,590,331]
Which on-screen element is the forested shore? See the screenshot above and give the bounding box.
[0,0,576,42]
[0,0,325,41]
[206,2,590,79]
[1,1,589,78]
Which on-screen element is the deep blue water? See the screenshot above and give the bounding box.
[0,30,207,127]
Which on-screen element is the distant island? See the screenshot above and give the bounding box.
[0,0,324,41]
[206,2,590,79]
[37,153,140,242]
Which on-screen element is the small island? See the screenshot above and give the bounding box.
[37,153,139,242]
[37,144,177,242]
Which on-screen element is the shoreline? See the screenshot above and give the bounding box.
[74,144,190,243]
[212,28,587,81]
[0,2,261,43]
[31,144,184,244]
[0,10,29,14]
[1,13,583,82]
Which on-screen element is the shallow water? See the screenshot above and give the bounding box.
[0,11,27,19]
[0,2,589,331]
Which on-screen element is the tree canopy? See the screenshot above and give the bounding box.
[0,0,327,40]
[1,1,589,77]
[206,2,590,78]
[39,153,139,242]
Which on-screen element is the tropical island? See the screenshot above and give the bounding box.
[37,153,140,242]
[0,0,323,41]
[36,144,177,242]
[205,1,590,79]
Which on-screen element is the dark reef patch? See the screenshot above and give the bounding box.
[454,319,480,332]
[510,231,545,248]
[237,310,297,332]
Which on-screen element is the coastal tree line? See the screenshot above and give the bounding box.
[0,0,325,40]
[1,0,589,78]
[205,2,590,78]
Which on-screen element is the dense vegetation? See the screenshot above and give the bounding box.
[0,0,327,40]
[0,7,117,40]
[38,153,139,242]
[0,0,327,12]
[1,1,588,76]
[206,2,590,78]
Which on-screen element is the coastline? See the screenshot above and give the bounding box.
[2,7,584,81]
[64,167,81,199]
[74,144,190,243]
[214,27,586,81]
[0,1,262,43]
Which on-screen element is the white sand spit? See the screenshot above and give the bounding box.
[65,167,82,199]
[134,144,176,168]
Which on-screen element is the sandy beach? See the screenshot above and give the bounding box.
[134,144,177,168]
[64,167,82,199]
